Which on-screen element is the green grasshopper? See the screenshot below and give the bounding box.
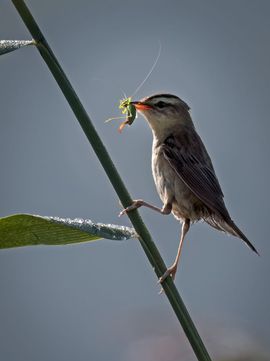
[105,97,137,133]
[106,43,161,133]
[118,97,137,133]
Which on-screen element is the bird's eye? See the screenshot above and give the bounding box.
[156,101,166,109]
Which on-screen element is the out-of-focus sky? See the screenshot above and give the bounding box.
[0,1,269,360]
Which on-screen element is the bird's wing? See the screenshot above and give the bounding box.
[162,130,230,219]
[162,129,258,254]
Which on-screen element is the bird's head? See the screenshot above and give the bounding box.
[131,93,193,138]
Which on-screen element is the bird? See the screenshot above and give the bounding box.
[120,93,258,283]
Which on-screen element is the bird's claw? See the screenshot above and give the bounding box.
[158,264,177,284]
[157,264,178,294]
[118,200,144,217]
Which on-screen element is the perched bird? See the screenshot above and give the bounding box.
[120,93,258,283]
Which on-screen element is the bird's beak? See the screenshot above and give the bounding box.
[131,101,152,110]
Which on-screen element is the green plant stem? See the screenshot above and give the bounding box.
[11,1,212,360]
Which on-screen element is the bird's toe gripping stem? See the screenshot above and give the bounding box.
[119,199,144,217]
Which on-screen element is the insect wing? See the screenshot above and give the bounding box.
[126,104,136,125]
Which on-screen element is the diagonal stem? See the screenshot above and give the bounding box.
[10,1,212,360]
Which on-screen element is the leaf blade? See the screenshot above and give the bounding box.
[0,40,35,56]
[0,214,136,249]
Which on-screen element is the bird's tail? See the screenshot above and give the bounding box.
[224,218,259,255]
[206,215,259,255]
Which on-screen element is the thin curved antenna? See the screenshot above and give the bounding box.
[105,116,126,123]
[131,41,162,98]
[120,88,128,99]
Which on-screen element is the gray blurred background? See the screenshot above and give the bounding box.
[0,1,269,360]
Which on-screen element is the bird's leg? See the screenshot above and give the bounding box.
[159,219,190,283]
[119,200,172,217]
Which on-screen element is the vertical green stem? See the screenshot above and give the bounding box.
[10,1,212,360]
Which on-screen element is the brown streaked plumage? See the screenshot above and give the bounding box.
[120,93,258,283]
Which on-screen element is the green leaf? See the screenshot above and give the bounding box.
[0,214,137,249]
[0,40,35,56]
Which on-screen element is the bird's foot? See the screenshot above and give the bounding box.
[119,199,144,217]
[158,264,178,294]
[158,263,178,284]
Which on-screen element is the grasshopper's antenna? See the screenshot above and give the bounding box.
[131,41,162,98]
[105,115,126,123]
[120,89,128,99]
